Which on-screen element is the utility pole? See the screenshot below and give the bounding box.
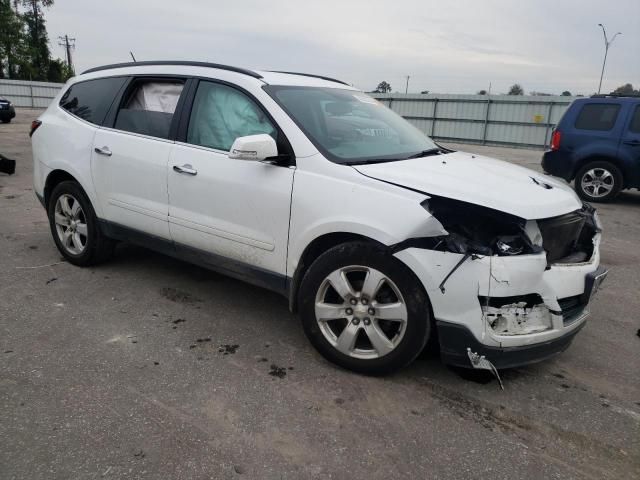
[405,75,410,94]
[58,35,76,75]
[597,24,622,94]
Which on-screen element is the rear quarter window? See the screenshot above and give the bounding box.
[59,77,127,125]
[574,103,621,131]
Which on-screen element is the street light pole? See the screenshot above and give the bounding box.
[597,24,622,94]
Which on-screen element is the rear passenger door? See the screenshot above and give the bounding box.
[91,77,187,239]
[620,104,640,186]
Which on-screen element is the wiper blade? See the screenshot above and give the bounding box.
[405,148,442,159]
[346,158,403,166]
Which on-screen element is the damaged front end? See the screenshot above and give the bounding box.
[416,195,600,264]
[420,195,543,257]
[478,294,556,336]
[391,194,605,370]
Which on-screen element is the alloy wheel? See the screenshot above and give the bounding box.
[54,193,88,255]
[314,266,408,359]
[581,168,615,198]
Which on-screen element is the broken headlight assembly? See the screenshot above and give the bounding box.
[420,196,543,256]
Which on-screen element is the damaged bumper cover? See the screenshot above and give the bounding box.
[393,205,606,369]
[439,320,587,369]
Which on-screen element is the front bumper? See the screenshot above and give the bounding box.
[394,225,604,368]
[436,319,586,369]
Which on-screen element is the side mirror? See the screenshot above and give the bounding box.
[228,134,278,161]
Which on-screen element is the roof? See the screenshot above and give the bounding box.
[80,61,354,89]
[591,93,640,99]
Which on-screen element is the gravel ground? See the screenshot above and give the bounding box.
[1,109,639,479]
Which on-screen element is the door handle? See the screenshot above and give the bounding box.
[623,140,640,146]
[173,164,198,175]
[94,146,112,156]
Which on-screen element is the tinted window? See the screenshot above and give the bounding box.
[629,106,640,134]
[187,81,276,151]
[59,77,126,125]
[574,103,620,131]
[114,80,184,139]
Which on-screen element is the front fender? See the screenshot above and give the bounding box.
[287,166,446,276]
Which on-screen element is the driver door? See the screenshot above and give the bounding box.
[167,80,295,290]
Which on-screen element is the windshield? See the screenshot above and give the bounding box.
[264,86,438,164]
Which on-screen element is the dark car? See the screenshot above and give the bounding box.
[0,97,16,124]
[542,94,640,202]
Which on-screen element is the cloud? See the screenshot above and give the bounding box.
[45,0,639,94]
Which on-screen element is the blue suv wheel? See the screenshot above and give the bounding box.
[574,160,623,202]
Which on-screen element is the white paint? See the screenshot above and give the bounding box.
[354,151,583,219]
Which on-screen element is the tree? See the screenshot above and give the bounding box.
[21,0,54,80]
[0,0,70,82]
[47,57,71,83]
[477,89,487,95]
[561,91,572,96]
[374,81,392,93]
[612,83,639,95]
[0,0,27,78]
[508,84,524,95]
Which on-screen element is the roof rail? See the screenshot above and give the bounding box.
[590,93,640,98]
[267,71,350,86]
[82,61,263,79]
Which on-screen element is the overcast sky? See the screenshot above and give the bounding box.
[46,0,639,95]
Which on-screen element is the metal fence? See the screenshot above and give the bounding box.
[0,79,64,108]
[371,93,577,149]
[0,79,576,149]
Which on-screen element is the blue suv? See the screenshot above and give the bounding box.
[542,95,640,202]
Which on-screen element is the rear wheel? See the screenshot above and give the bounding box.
[47,181,115,266]
[1,118,10,124]
[298,242,431,375]
[574,161,623,202]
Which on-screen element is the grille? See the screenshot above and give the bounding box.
[558,295,586,325]
[538,212,586,263]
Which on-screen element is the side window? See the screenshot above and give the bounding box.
[114,80,184,139]
[59,77,126,125]
[186,81,276,151]
[629,105,640,134]
[574,103,621,131]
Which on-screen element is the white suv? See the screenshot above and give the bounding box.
[31,61,607,374]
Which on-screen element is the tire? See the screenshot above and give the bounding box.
[298,241,432,375]
[47,181,115,266]
[1,118,10,124]
[574,161,623,202]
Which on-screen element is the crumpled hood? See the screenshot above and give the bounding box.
[354,151,582,219]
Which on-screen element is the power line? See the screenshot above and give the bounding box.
[57,35,76,74]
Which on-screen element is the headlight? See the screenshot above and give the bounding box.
[422,195,541,256]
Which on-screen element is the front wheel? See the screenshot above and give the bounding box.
[574,161,623,202]
[298,242,432,375]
